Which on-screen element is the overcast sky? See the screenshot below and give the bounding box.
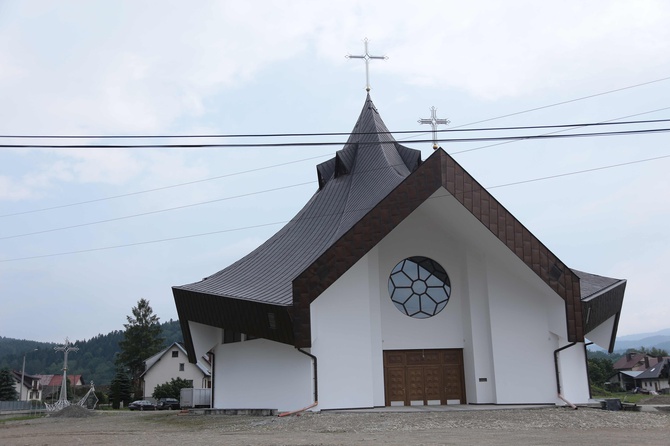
[1,1,669,345]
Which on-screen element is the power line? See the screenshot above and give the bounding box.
[2,117,670,140]
[1,127,669,149]
[451,106,670,156]
[4,111,669,220]
[0,153,331,218]
[0,181,315,240]
[3,152,669,262]
[4,73,670,141]
[448,75,670,129]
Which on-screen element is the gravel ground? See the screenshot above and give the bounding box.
[1,406,669,446]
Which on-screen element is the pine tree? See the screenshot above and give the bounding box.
[116,299,164,397]
[109,367,132,409]
[0,367,18,401]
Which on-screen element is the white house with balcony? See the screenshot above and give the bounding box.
[140,342,211,399]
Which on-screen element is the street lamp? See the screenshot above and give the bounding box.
[20,349,38,401]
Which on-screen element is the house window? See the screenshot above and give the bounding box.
[388,256,451,319]
[172,351,179,358]
[179,363,185,371]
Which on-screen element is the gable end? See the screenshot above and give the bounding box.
[292,149,582,348]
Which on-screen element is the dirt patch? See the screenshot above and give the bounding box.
[640,395,670,405]
[48,405,96,418]
[1,407,669,446]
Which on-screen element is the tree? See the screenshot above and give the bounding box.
[588,357,614,388]
[152,377,193,400]
[116,299,164,397]
[109,367,132,409]
[625,346,669,357]
[0,367,18,401]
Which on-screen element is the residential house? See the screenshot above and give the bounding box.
[37,374,85,402]
[11,371,42,401]
[141,342,211,399]
[635,358,670,394]
[609,353,666,391]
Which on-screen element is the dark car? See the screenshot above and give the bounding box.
[156,398,180,410]
[128,400,156,411]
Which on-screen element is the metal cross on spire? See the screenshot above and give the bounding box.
[418,106,450,150]
[346,38,388,92]
[54,337,78,406]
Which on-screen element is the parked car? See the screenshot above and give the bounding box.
[128,400,156,411]
[156,398,180,410]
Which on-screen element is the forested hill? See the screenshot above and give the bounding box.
[0,320,183,385]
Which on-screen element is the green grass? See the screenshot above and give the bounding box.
[0,414,45,423]
[590,387,652,404]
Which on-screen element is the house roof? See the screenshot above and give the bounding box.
[11,371,41,387]
[36,374,83,387]
[612,353,664,371]
[635,358,670,380]
[174,94,626,359]
[141,342,210,378]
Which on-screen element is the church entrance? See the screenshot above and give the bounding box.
[383,349,465,406]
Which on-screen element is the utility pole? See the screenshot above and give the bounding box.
[20,348,37,401]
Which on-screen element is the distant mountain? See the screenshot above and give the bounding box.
[616,328,670,342]
[0,320,183,385]
[589,328,670,353]
[611,336,670,353]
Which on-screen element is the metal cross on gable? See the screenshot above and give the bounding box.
[418,106,450,150]
[346,38,388,92]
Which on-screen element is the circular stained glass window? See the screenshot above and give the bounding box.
[388,256,451,319]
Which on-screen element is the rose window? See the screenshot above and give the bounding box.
[388,256,451,319]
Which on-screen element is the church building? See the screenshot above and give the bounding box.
[173,94,626,411]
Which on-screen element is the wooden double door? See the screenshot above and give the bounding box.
[384,349,466,406]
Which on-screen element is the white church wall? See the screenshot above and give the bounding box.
[307,188,582,407]
[213,338,312,412]
[461,251,496,404]
[367,247,386,407]
[377,208,466,352]
[420,191,571,404]
[189,321,221,360]
[311,253,382,409]
[487,261,560,404]
[556,342,590,404]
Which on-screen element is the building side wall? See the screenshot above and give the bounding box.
[557,342,591,404]
[143,349,208,398]
[486,262,563,404]
[311,253,381,409]
[213,338,312,412]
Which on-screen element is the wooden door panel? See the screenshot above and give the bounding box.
[423,365,442,401]
[406,367,425,402]
[444,364,463,400]
[385,367,406,404]
[384,349,465,406]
